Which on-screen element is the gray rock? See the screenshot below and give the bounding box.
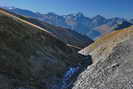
[73,27,133,89]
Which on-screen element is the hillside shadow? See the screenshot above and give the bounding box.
[61,55,92,89]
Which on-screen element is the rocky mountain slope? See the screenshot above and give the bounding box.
[4,7,131,39]
[0,8,88,89]
[73,26,133,89]
[24,18,93,48]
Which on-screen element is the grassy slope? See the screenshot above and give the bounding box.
[79,26,133,62]
[0,9,84,89]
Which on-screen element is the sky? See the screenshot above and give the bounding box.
[0,0,132,19]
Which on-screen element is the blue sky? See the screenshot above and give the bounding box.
[0,0,132,19]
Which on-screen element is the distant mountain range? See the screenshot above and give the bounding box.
[113,21,133,30]
[3,7,133,39]
[130,19,133,23]
[1,7,94,48]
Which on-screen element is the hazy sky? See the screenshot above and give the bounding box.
[0,0,132,19]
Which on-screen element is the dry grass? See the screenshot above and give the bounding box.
[79,26,133,56]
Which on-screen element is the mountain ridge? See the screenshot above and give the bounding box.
[1,7,93,48]
[3,7,131,39]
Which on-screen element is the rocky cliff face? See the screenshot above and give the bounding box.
[73,26,133,89]
[0,9,87,89]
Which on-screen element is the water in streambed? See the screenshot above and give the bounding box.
[15,56,92,89]
[60,55,92,89]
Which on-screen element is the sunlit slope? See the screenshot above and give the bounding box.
[79,26,133,54]
[79,26,133,62]
[73,26,133,89]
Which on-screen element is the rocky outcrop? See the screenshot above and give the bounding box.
[73,26,133,89]
[0,9,86,89]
